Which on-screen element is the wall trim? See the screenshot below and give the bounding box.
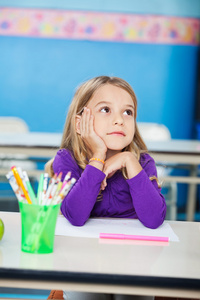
[0,7,199,45]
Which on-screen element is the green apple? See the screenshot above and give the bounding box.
[0,219,4,241]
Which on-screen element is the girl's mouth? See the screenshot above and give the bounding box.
[107,131,125,136]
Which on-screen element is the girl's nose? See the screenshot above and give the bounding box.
[113,114,124,125]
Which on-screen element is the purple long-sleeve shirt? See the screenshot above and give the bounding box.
[53,149,166,229]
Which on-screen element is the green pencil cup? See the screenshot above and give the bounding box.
[19,202,61,254]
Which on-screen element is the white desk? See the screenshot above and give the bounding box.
[0,132,200,161]
[0,133,200,221]
[0,211,200,298]
[0,132,62,158]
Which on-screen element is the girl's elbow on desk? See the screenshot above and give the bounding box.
[62,213,88,227]
[68,218,87,227]
[142,211,166,229]
[140,216,165,229]
[61,204,89,226]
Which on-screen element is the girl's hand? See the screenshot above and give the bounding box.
[80,107,107,158]
[101,152,142,190]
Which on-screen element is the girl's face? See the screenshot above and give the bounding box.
[87,84,135,153]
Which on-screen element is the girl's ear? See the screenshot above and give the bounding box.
[75,115,81,134]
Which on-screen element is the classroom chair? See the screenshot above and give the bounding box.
[0,117,38,210]
[0,116,29,133]
[47,290,64,299]
[137,122,177,220]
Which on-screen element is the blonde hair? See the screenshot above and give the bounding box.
[46,76,159,185]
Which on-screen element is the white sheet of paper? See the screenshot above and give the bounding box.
[55,216,179,242]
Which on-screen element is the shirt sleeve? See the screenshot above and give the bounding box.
[53,149,105,226]
[127,154,167,229]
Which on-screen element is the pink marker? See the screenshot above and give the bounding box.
[99,233,169,242]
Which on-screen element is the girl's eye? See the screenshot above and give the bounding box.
[100,106,110,113]
[124,109,133,116]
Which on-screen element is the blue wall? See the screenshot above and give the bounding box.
[0,0,199,139]
[0,36,199,138]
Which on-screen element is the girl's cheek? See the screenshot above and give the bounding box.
[94,121,103,137]
[93,121,100,133]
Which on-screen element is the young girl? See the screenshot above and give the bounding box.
[46,75,166,300]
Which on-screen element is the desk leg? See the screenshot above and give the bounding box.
[186,165,198,221]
